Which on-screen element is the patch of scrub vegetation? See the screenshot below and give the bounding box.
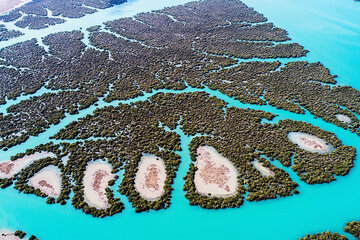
[0,0,127,30]
[1,0,360,151]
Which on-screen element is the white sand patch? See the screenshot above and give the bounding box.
[29,166,61,197]
[252,160,274,177]
[336,114,352,123]
[134,155,166,201]
[288,132,333,154]
[0,0,32,14]
[61,155,70,165]
[0,230,21,240]
[194,146,238,197]
[83,162,114,209]
[0,152,57,179]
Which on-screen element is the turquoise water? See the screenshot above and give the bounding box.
[1,0,360,239]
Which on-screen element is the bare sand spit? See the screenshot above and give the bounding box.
[29,166,61,197]
[0,0,32,14]
[0,230,21,240]
[336,114,352,123]
[0,152,57,179]
[194,146,238,197]
[134,155,166,201]
[252,160,274,177]
[83,162,114,209]
[288,132,333,154]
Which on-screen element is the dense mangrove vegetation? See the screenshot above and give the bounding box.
[300,220,360,239]
[344,221,360,239]
[0,0,358,216]
[299,231,347,240]
[1,92,350,213]
[1,0,360,151]
[0,25,23,42]
[0,0,127,30]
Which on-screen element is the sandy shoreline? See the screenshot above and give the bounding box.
[194,146,238,197]
[29,166,61,197]
[0,230,21,240]
[336,114,352,123]
[0,152,56,179]
[83,161,114,209]
[134,155,166,201]
[0,0,32,14]
[252,160,274,177]
[288,132,333,154]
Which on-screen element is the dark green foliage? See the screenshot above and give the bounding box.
[14,230,26,239]
[344,221,360,239]
[299,231,347,240]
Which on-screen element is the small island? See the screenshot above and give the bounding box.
[0,152,56,179]
[134,155,166,201]
[194,146,238,197]
[83,161,114,209]
[287,132,333,154]
[29,166,61,198]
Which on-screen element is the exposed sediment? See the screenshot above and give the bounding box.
[252,160,274,177]
[29,165,61,197]
[134,155,166,201]
[0,152,56,179]
[194,146,238,197]
[83,162,114,209]
[288,132,333,154]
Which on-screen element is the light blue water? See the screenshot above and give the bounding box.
[0,0,360,239]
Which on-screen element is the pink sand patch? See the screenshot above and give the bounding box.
[83,162,114,209]
[194,146,238,197]
[134,155,166,201]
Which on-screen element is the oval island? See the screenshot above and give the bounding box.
[287,132,333,154]
[83,162,114,209]
[194,146,238,197]
[134,155,166,201]
[29,166,61,198]
[0,152,56,179]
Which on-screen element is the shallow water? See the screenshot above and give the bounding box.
[0,0,360,239]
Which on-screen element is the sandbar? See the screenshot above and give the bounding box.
[0,230,21,240]
[194,146,238,197]
[83,161,114,209]
[287,132,333,154]
[0,0,32,14]
[134,155,166,201]
[0,152,56,179]
[252,160,274,177]
[335,114,352,123]
[29,166,61,197]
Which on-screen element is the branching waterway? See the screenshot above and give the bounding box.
[1,0,360,239]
